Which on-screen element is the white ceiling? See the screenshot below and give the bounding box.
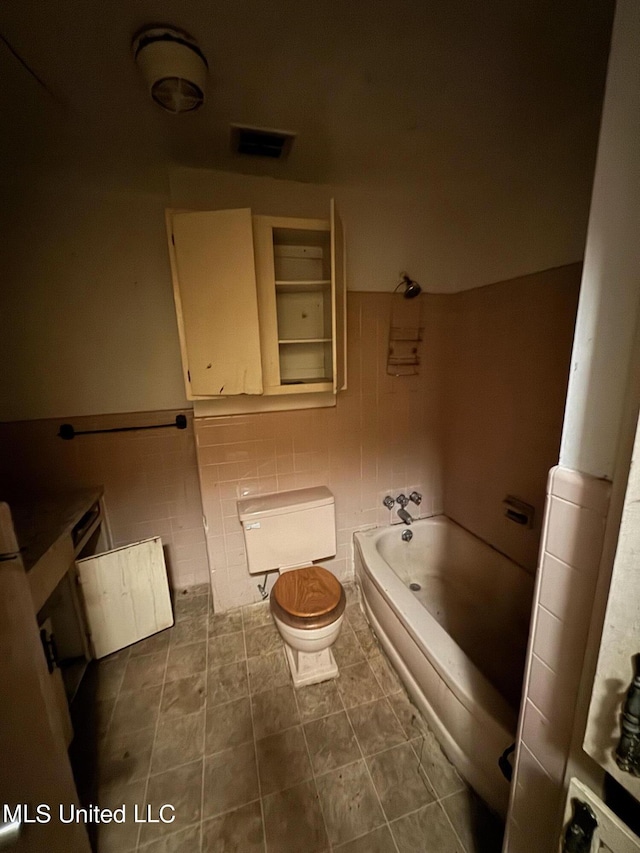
[0,0,614,188]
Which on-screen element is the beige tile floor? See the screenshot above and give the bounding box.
[71,583,504,853]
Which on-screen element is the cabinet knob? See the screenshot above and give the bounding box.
[562,799,598,853]
[39,627,60,674]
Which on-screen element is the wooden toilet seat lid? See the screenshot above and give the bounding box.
[273,566,343,618]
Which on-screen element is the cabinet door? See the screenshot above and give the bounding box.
[168,208,263,397]
[76,537,173,658]
[0,503,90,853]
[560,778,640,852]
[331,199,347,392]
[40,617,73,747]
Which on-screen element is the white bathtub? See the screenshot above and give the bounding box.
[354,516,534,816]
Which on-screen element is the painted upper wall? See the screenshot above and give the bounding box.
[170,166,593,295]
[0,164,188,421]
[0,153,601,422]
[560,0,640,480]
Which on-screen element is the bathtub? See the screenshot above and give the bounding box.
[354,516,534,816]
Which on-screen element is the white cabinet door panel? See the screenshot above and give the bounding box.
[76,537,173,659]
[169,208,263,397]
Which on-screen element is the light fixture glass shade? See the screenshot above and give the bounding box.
[133,27,207,114]
[151,77,204,113]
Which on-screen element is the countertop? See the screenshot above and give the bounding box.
[9,488,103,572]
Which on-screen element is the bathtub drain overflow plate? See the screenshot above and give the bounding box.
[409,582,421,591]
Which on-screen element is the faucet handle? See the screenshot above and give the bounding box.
[409,491,422,506]
[396,494,409,508]
[382,496,395,509]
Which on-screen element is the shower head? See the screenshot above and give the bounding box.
[396,274,422,299]
[403,279,421,299]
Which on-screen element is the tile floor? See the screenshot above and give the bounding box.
[71,583,504,853]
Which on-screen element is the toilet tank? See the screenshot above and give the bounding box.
[238,487,336,574]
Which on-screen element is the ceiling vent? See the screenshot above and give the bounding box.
[231,125,295,159]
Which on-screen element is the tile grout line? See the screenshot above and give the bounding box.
[436,793,474,853]
[94,646,131,851]
[242,606,269,853]
[135,639,170,851]
[339,600,402,852]
[101,646,131,742]
[349,592,435,853]
[291,680,337,852]
[341,691,401,853]
[199,594,212,853]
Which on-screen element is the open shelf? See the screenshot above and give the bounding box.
[281,377,332,386]
[268,223,335,392]
[279,338,331,344]
[278,338,332,385]
[275,280,331,291]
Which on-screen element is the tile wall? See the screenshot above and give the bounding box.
[441,264,581,572]
[0,269,580,611]
[504,466,611,852]
[0,411,208,590]
[195,292,445,611]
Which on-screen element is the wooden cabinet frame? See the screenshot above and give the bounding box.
[166,202,346,409]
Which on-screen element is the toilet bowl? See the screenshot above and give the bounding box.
[237,486,345,688]
[270,565,345,687]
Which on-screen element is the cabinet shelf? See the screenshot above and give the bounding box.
[282,378,332,386]
[275,280,331,291]
[278,338,331,344]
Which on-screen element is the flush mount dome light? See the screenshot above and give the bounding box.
[133,26,208,113]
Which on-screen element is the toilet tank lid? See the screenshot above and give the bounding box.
[238,486,334,521]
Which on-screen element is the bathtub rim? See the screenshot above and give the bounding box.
[354,517,519,735]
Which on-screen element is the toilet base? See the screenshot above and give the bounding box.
[284,643,339,688]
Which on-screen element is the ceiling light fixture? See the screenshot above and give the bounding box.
[133,26,208,114]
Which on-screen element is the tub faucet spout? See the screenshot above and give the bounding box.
[397,507,413,525]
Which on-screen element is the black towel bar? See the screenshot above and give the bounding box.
[58,414,188,440]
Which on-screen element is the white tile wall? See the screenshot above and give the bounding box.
[527,655,559,722]
[510,743,561,844]
[504,466,611,853]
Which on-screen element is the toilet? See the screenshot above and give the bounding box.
[237,487,345,687]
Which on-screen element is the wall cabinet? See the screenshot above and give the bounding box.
[166,203,346,405]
